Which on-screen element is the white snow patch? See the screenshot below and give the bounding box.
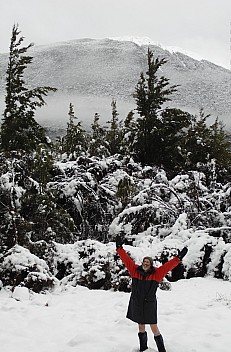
[0,277,231,352]
[108,36,205,61]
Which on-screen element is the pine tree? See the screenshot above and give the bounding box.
[106,99,123,155]
[121,110,137,156]
[31,144,54,193]
[0,24,57,153]
[206,118,231,183]
[62,103,86,158]
[159,108,192,172]
[0,156,29,251]
[133,48,178,165]
[134,49,178,116]
[116,176,135,210]
[20,191,76,245]
[209,118,231,169]
[183,109,212,168]
[88,113,109,157]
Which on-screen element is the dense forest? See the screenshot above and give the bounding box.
[0,25,230,293]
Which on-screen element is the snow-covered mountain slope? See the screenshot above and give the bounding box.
[0,37,230,128]
[109,36,206,61]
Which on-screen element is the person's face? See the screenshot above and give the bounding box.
[142,258,151,272]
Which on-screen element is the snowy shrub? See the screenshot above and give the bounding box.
[110,266,131,292]
[109,203,177,241]
[54,238,187,292]
[54,240,112,289]
[28,240,56,274]
[20,192,77,245]
[50,159,120,241]
[222,246,231,280]
[1,153,231,291]
[54,240,132,291]
[0,245,56,292]
[207,239,230,279]
[24,271,55,293]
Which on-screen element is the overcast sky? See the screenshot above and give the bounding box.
[1,0,231,69]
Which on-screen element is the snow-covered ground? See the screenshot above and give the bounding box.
[0,277,230,352]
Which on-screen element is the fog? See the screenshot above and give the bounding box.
[0,93,230,133]
[0,93,135,131]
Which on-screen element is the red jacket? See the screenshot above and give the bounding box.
[117,246,180,324]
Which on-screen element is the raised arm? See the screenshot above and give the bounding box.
[116,234,138,276]
[116,247,138,276]
[154,247,188,282]
[154,257,180,282]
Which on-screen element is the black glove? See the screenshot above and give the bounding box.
[116,235,124,249]
[177,247,188,260]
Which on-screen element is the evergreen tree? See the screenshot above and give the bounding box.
[62,103,86,158]
[106,99,123,155]
[88,113,109,157]
[209,118,231,170]
[133,48,178,165]
[0,24,57,153]
[116,176,135,210]
[183,109,212,168]
[176,109,231,182]
[204,118,231,183]
[0,156,29,251]
[20,191,77,245]
[31,144,54,193]
[159,108,192,172]
[121,110,137,156]
[134,49,178,115]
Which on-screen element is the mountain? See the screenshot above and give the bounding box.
[0,37,231,129]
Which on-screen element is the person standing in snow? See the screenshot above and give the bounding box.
[116,235,188,352]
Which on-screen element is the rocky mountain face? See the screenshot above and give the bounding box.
[0,38,231,128]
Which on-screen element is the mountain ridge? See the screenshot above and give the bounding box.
[0,37,231,128]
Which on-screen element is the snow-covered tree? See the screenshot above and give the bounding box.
[61,103,86,158]
[133,48,178,165]
[88,113,109,157]
[106,99,123,155]
[0,24,56,153]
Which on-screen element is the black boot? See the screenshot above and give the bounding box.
[138,331,148,351]
[154,334,166,352]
